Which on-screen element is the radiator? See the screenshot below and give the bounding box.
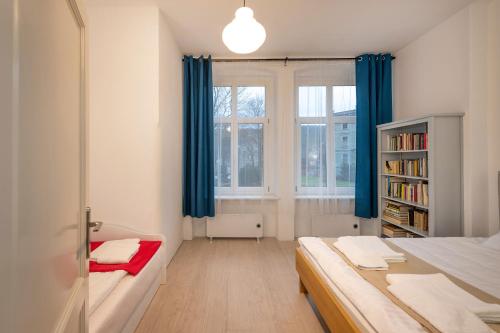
[207,214,264,240]
[311,214,360,237]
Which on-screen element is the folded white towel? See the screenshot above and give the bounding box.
[388,281,493,333]
[387,273,500,324]
[89,270,127,314]
[333,236,405,270]
[105,238,140,244]
[90,238,140,264]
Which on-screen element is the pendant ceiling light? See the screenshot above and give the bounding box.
[222,0,266,54]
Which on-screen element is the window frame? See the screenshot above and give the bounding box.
[213,77,274,196]
[294,79,356,197]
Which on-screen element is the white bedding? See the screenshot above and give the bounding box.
[389,237,500,298]
[89,247,164,333]
[299,237,425,333]
[89,270,127,315]
[300,236,500,333]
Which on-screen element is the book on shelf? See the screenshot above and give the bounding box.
[386,132,428,151]
[382,201,411,225]
[384,157,428,177]
[382,224,407,238]
[382,223,423,238]
[385,177,429,206]
[413,210,429,231]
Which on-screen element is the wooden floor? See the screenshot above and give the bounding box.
[135,238,326,333]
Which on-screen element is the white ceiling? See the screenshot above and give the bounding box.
[154,0,475,57]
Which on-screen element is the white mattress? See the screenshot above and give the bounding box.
[90,248,164,333]
[388,237,500,298]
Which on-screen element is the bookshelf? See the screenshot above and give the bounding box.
[377,114,464,238]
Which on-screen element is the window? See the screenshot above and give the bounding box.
[296,85,356,195]
[213,84,270,195]
[214,87,232,188]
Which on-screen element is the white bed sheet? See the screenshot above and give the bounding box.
[388,237,500,298]
[89,270,127,315]
[89,247,164,333]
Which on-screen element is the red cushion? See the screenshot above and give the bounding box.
[90,240,161,276]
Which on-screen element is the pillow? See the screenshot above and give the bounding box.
[482,231,500,251]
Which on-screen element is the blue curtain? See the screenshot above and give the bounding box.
[182,55,215,218]
[355,54,393,218]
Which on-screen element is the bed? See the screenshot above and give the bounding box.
[296,236,500,333]
[89,224,166,333]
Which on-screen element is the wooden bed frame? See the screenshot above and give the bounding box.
[296,247,361,333]
[297,174,500,333]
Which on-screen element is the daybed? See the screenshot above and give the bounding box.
[89,224,166,333]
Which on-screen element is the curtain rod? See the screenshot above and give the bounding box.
[213,57,358,62]
[183,56,395,63]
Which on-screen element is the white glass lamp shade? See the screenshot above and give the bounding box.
[222,7,266,54]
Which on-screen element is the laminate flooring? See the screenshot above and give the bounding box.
[135,238,326,333]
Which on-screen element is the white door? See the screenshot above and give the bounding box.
[1,0,89,332]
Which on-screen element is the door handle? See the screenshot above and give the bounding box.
[86,207,104,258]
[89,221,103,231]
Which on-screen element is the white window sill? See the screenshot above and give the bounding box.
[295,195,354,200]
[215,194,280,201]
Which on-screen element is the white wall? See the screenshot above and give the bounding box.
[159,11,184,264]
[87,3,183,264]
[394,0,500,236]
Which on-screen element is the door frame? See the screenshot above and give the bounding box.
[52,0,89,332]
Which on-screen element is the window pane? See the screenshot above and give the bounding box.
[237,87,265,118]
[214,123,231,187]
[299,86,326,117]
[238,124,263,187]
[333,86,356,113]
[333,86,356,187]
[301,124,327,187]
[213,86,231,117]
